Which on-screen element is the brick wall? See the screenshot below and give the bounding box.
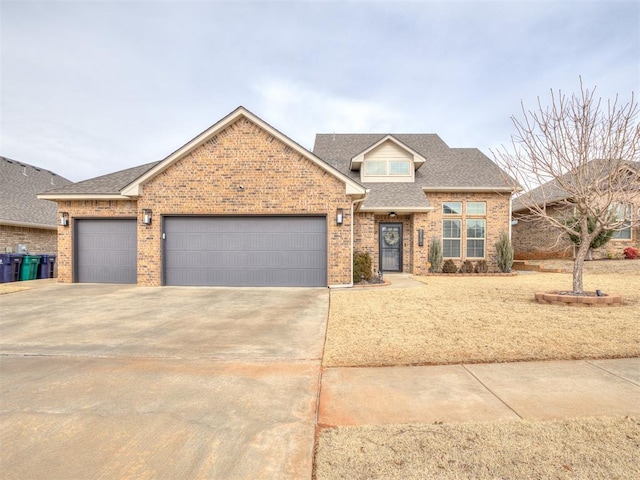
[352,193,509,275]
[138,117,353,286]
[411,212,430,275]
[1,225,57,254]
[425,192,511,272]
[55,200,138,283]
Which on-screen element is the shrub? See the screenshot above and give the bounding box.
[353,251,372,282]
[460,260,474,273]
[428,236,443,273]
[495,231,514,273]
[474,260,488,273]
[623,247,639,259]
[442,259,457,273]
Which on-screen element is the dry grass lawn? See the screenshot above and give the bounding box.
[325,259,640,367]
[314,416,640,480]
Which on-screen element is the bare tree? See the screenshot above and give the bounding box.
[493,80,640,294]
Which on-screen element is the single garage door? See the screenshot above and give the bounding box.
[164,216,327,287]
[75,219,137,284]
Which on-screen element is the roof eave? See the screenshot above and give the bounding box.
[0,219,57,230]
[37,193,131,201]
[422,186,515,193]
[359,206,435,213]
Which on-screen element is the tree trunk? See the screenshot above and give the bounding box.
[573,240,591,294]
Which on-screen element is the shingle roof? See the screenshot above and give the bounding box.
[0,156,72,228]
[42,161,161,195]
[512,159,640,213]
[313,134,514,210]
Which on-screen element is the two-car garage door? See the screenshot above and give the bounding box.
[75,216,327,286]
[163,216,327,287]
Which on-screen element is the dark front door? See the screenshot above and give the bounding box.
[380,223,402,272]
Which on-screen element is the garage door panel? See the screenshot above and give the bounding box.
[76,219,137,284]
[164,216,327,287]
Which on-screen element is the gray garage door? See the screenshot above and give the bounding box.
[164,216,327,287]
[75,219,137,284]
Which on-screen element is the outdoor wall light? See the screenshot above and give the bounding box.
[59,212,69,227]
[418,228,425,247]
[336,208,344,226]
[389,212,397,218]
[142,209,152,225]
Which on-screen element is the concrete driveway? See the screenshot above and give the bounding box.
[0,280,329,479]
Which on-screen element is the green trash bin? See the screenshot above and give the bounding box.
[19,255,41,281]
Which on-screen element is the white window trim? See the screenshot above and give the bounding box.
[443,219,462,258]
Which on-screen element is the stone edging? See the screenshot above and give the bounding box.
[535,291,623,306]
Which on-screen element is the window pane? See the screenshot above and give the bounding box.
[467,202,486,215]
[467,239,485,257]
[389,161,410,175]
[443,219,461,238]
[612,222,632,239]
[443,202,462,215]
[443,239,461,257]
[365,160,386,175]
[467,219,485,238]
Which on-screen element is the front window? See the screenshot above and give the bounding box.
[467,202,486,215]
[443,202,462,215]
[612,203,632,239]
[443,219,461,257]
[466,219,485,257]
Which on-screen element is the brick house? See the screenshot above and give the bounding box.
[1,156,71,255]
[512,161,640,260]
[39,107,516,287]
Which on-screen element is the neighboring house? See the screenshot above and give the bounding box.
[1,156,72,254]
[38,107,516,287]
[512,161,640,260]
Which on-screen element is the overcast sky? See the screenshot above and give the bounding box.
[1,0,638,182]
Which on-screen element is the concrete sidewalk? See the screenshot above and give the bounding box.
[318,358,640,426]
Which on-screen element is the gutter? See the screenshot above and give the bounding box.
[0,220,58,230]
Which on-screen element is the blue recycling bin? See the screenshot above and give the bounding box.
[0,254,24,283]
[36,254,57,279]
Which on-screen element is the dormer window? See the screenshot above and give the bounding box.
[364,159,411,176]
[349,135,426,183]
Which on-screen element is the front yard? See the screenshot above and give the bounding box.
[324,259,640,367]
[316,260,640,479]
